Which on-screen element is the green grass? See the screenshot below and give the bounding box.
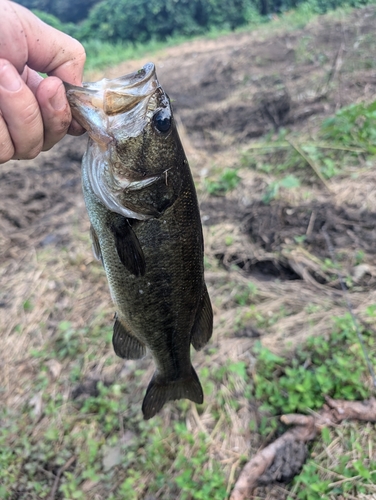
[241,99,376,201]
[205,168,241,196]
[253,311,375,416]
[0,369,228,499]
[251,308,376,496]
[3,308,373,498]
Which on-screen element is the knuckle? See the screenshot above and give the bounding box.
[69,40,86,68]
[21,102,41,128]
[0,124,15,163]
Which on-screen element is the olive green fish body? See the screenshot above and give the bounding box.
[66,64,212,419]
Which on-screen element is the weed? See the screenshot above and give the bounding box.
[205,168,241,196]
[242,99,376,199]
[253,311,375,415]
[262,174,301,203]
[321,101,376,153]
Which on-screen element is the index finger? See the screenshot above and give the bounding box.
[1,1,86,85]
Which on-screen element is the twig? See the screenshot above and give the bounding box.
[226,459,241,496]
[287,139,332,192]
[318,42,345,97]
[48,455,76,500]
[245,141,366,152]
[305,210,316,238]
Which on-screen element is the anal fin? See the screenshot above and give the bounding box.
[142,366,203,420]
[113,316,146,359]
[190,284,213,351]
[109,215,146,277]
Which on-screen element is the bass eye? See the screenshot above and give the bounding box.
[153,110,171,133]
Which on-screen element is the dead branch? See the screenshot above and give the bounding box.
[230,398,376,500]
[325,396,376,422]
[48,455,76,500]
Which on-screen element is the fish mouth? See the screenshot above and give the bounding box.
[65,62,158,116]
[64,63,160,145]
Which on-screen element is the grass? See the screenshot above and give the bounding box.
[3,305,376,498]
[0,327,229,499]
[254,311,376,418]
[239,99,376,202]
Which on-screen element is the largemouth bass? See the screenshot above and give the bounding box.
[65,63,213,419]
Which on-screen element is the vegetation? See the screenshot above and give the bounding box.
[20,0,376,47]
[3,1,376,498]
[240,98,376,202]
[253,309,376,499]
[254,311,375,417]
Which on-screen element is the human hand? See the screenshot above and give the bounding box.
[0,0,86,163]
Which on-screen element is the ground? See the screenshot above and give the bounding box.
[2,5,376,499]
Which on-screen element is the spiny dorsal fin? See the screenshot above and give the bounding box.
[113,316,146,359]
[190,285,213,351]
[109,215,146,277]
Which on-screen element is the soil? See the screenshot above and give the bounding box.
[2,6,376,499]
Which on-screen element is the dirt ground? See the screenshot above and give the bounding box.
[2,6,376,499]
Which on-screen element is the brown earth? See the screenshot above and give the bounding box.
[2,6,376,499]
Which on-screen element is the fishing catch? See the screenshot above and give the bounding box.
[65,63,213,419]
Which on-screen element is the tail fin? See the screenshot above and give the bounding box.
[142,366,203,420]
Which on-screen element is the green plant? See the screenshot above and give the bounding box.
[253,312,375,415]
[205,168,241,196]
[262,174,301,203]
[321,101,376,153]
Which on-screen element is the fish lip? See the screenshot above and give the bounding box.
[91,62,157,92]
[64,63,158,111]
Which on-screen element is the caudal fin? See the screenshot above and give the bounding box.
[142,366,203,420]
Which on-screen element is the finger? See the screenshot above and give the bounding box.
[0,116,15,164]
[0,60,43,160]
[0,1,28,74]
[35,76,72,151]
[6,1,86,85]
[23,67,85,140]
[21,65,43,95]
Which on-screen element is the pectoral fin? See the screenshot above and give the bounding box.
[190,285,213,351]
[113,316,146,359]
[90,225,102,261]
[109,215,146,276]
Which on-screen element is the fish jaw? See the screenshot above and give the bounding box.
[64,63,159,148]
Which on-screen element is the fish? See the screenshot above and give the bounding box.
[65,63,213,419]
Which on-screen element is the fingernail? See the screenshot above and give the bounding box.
[0,62,22,92]
[50,85,66,111]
